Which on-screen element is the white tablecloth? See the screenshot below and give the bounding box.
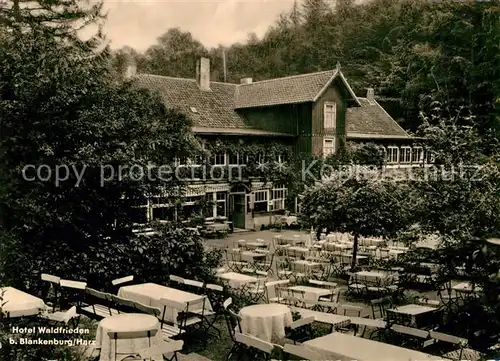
[287,286,332,302]
[239,303,292,343]
[217,272,258,288]
[96,313,163,361]
[355,271,396,285]
[1,287,46,317]
[292,260,321,272]
[304,332,445,361]
[118,283,212,323]
[240,251,266,263]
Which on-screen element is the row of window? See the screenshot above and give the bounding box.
[176,153,287,166]
[252,186,287,213]
[385,146,430,164]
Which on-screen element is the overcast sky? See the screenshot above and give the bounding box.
[99,0,297,52]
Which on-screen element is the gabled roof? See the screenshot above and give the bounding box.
[234,69,361,109]
[133,70,409,140]
[346,98,411,139]
[134,74,246,129]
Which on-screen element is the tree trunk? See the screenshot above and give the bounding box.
[351,232,359,270]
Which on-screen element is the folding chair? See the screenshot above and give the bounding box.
[111,275,135,293]
[168,275,185,289]
[39,305,79,328]
[41,273,61,312]
[183,279,205,294]
[429,330,482,361]
[347,273,367,297]
[234,332,281,361]
[390,324,430,349]
[107,328,158,361]
[286,316,315,344]
[224,309,244,361]
[265,280,290,303]
[139,340,184,361]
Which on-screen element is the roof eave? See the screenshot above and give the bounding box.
[192,126,295,137]
[346,132,413,140]
[313,70,362,106]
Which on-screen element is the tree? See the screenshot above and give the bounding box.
[0,0,104,38]
[300,174,411,269]
[141,28,208,78]
[0,28,198,288]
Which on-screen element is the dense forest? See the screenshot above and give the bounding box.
[111,0,499,136]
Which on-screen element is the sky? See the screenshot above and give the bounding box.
[96,0,297,52]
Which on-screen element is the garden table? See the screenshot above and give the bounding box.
[288,246,309,253]
[217,272,258,288]
[0,287,47,318]
[95,313,162,361]
[205,223,229,232]
[323,243,352,251]
[287,285,332,302]
[452,282,481,294]
[304,332,446,361]
[244,241,267,250]
[386,304,439,328]
[117,283,212,323]
[292,260,322,272]
[239,303,292,343]
[240,251,266,263]
[355,271,396,286]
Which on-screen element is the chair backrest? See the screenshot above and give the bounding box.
[391,324,429,339]
[41,273,60,284]
[184,279,204,288]
[111,275,134,286]
[140,340,184,359]
[169,275,185,284]
[85,288,110,301]
[429,330,468,345]
[60,279,87,290]
[223,297,232,310]
[342,304,363,317]
[290,316,315,330]
[135,302,161,317]
[111,295,137,312]
[283,344,324,360]
[206,283,223,292]
[234,332,274,354]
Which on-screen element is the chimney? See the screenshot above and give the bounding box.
[196,57,211,91]
[240,77,253,84]
[366,88,375,102]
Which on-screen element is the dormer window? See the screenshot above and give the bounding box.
[190,107,198,113]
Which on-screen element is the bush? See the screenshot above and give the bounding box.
[85,224,223,289]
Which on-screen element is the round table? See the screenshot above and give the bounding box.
[239,303,292,343]
[1,287,47,317]
[95,313,162,361]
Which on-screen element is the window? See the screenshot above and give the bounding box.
[412,147,423,163]
[206,192,227,218]
[401,147,412,163]
[253,190,268,213]
[323,139,335,157]
[324,102,336,129]
[387,146,399,163]
[213,153,226,166]
[271,186,287,211]
[228,153,239,165]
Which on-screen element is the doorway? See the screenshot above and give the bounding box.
[231,193,246,229]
